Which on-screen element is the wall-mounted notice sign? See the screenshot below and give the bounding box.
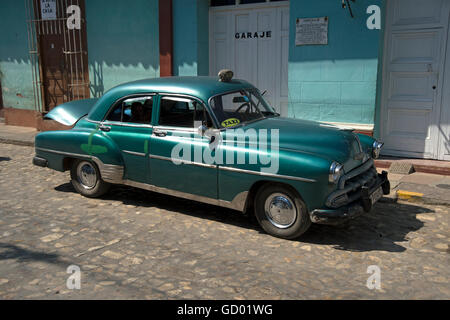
[295,17,328,46]
[41,0,57,20]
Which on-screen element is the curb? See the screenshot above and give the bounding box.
[375,159,450,176]
[379,195,397,204]
[396,189,450,206]
[397,190,424,201]
[0,138,34,147]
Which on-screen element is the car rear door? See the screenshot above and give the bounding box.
[100,95,154,184]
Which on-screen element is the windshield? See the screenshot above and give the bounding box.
[209,89,278,128]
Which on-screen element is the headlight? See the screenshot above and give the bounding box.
[329,161,344,184]
[372,141,384,159]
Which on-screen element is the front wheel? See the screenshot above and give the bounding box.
[70,159,110,198]
[254,184,311,239]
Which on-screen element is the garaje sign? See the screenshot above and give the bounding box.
[235,31,272,39]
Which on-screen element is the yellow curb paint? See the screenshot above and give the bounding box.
[397,190,424,201]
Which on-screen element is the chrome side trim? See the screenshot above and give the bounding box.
[219,166,316,183]
[149,154,170,161]
[123,180,248,211]
[149,154,217,169]
[102,121,153,129]
[122,150,146,157]
[94,161,124,183]
[152,125,196,133]
[224,191,248,211]
[35,147,124,184]
[85,118,101,124]
[150,154,314,182]
[36,147,89,159]
[182,161,217,169]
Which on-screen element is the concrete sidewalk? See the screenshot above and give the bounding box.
[0,121,449,206]
[378,169,450,206]
[0,123,37,146]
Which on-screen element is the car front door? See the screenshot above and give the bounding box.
[100,95,154,183]
[149,95,218,199]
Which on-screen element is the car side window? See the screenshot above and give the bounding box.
[158,97,212,128]
[106,96,153,124]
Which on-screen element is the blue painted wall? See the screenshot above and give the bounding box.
[1,0,384,128]
[85,0,160,97]
[173,0,209,76]
[0,0,35,110]
[288,0,383,125]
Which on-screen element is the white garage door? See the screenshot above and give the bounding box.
[209,2,289,116]
[380,0,450,159]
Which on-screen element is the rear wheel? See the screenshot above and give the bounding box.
[254,184,311,239]
[70,159,110,197]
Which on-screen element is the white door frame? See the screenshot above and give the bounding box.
[209,1,290,115]
[437,10,450,161]
[379,0,450,160]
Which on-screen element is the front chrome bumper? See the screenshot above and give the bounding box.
[310,171,390,225]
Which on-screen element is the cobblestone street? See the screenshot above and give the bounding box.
[0,143,449,299]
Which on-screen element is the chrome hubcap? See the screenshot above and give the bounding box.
[264,193,297,229]
[77,161,97,189]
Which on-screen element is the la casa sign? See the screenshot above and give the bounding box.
[235,31,272,39]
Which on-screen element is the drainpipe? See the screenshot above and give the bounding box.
[159,0,173,77]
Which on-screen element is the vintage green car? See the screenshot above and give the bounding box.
[33,74,390,239]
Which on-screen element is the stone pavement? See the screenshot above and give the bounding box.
[0,143,449,299]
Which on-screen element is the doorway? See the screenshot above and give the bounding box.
[380,0,450,160]
[26,0,89,112]
[209,1,289,115]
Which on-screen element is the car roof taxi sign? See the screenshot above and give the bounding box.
[218,69,233,82]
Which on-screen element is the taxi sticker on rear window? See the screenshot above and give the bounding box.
[221,118,240,128]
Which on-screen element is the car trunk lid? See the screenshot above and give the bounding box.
[44,98,99,126]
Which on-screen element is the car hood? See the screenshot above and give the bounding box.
[44,98,99,126]
[228,117,368,172]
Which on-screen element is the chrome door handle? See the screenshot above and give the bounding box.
[99,125,111,132]
[153,129,167,137]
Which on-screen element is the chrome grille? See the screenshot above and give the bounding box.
[326,159,378,208]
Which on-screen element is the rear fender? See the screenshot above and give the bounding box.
[34,128,124,183]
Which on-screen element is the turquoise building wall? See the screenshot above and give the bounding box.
[173,0,209,76]
[0,0,384,131]
[0,0,35,110]
[0,0,161,110]
[288,0,383,125]
[85,0,160,97]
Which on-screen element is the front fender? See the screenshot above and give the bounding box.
[276,149,336,211]
[357,133,376,155]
